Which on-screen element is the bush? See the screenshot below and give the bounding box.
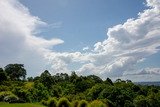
[133,95,148,107]
[101,99,115,107]
[0,91,14,101]
[41,99,48,106]
[57,97,71,107]
[72,100,79,107]
[12,87,31,102]
[124,100,134,107]
[78,100,88,107]
[90,100,107,107]
[4,94,19,103]
[48,98,57,107]
[0,85,9,91]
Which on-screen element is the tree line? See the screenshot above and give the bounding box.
[0,64,160,107]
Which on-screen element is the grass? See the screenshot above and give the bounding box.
[0,102,45,107]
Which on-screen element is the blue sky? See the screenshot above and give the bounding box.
[0,0,160,82]
[20,0,146,51]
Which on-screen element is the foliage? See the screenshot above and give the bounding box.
[4,94,19,103]
[90,100,107,107]
[0,102,45,107]
[78,100,88,107]
[48,98,57,107]
[57,97,71,107]
[0,68,7,83]
[71,100,79,107]
[4,64,26,80]
[41,100,48,106]
[87,84,106,100]
[0,91,14,101]
[0,64,160,107]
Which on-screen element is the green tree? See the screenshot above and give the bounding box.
[87,75,103,84]
[0,68,7,83]
[27,77,33,82]
[104,78,113,85]
[4,64,26,80]
[69,71,78,83]
[133,95,148,107]
[32,81,50,101]
[87,84,106,100]
[40,70,54,89]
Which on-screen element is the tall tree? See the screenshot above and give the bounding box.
[4,64,26,80]
[0,68,7,82]
[40,70,54,88]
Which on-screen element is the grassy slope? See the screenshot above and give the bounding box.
[0,102,45,107]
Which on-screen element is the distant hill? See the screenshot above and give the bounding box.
[134,81,160,86]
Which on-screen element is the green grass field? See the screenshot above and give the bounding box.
[0,102,45,107]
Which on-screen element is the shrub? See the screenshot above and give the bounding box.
[57,97,71,107]
[4,94,19,103]
[12,87,31,102]
[41,99,48,106]
[90,100,107,107]
[100,99,114,107]
[48,98,57,107]
[0,91,14,101]
[72,100,79,107]
[124,100,134,107]
[78,100,88,107]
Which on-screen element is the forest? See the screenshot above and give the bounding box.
[0,64,160,107]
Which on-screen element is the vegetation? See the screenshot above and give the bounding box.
[0,63,160,107]
[0,102,45,107]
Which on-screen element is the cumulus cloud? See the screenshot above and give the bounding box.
[76,0,160,79]
[83,46,89,51]
[126,68,160,75]
[0,0,160,81]
[0,0,63,76]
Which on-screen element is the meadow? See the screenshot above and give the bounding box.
[0,102,45,107]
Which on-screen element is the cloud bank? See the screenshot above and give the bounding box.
[0,0,63,76]
[0,0,160,81]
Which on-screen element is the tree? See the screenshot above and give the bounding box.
[69,71,78,83]
[0,68,7,83]
[133,95,149,107]
[87,84,106,100]
[4,64,26,80]
[105,78,113,85]
[87,75,103,84]
[40,70,54,88]
[27,77,33,82]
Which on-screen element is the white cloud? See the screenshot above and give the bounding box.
[76,0,160,79]
[125,68,160,75]
[83,46,89,51]
[0,0,63,76]
[0,0,160,81]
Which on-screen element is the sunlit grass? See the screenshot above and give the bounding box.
[0,102,45,107]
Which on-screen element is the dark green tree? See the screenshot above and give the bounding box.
[104,78,113,85]
[87,75,103,84]
[4,64,26,80]
[69,71,78,83]
[40,70,54,88]
[133,95,149,107]
[27,77,33,82]
[0,68,7,83]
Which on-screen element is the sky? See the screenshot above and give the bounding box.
[0,0,160,82]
